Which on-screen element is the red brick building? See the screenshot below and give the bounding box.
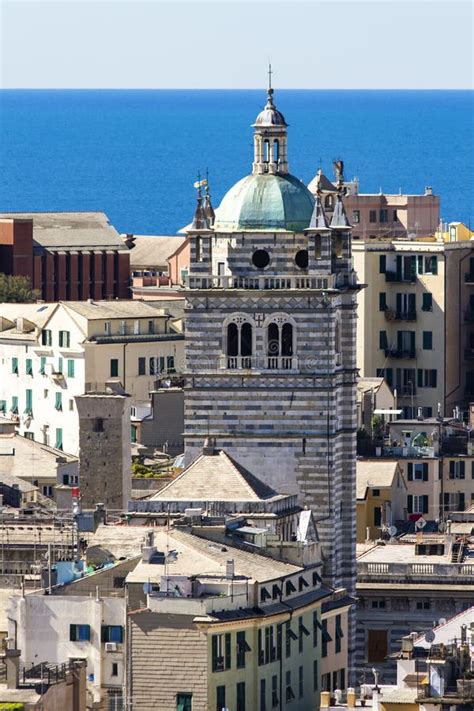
[0,212,130,300]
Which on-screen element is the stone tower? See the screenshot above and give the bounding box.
[184,84,361,598]
[75,392,131,510]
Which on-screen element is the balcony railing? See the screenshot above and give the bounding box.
[384,348,416,359]
[382,444,435,458]
[186,274,336,290]
[223,355,298,372]
[358,560,474,581]
[394,385,417,396]
[384,309,417,322]
[385,271,416,283]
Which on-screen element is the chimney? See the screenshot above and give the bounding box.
[226,559,235,579]
[417,407,424,421]
[202,436,217,456]
[401,635,414,659]
[4,647,21,689]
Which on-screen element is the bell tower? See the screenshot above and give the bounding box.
[252,66,289,175]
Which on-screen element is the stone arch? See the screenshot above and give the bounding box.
[223,313,255,368]
[263,313,297,369]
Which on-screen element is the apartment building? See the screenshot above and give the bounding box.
[0,300,184,455]
[354,231,474,417]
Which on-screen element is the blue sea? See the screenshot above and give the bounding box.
[0,90,472,235]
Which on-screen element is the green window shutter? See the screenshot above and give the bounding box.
[25,389,33,414]
[12,357,18,374]
[11,396,18,414]
[55,428,63,450]
[67,359,75,378]
[422,293,432,311]
[211,635,218,672]
[40,356,46,375]
[58,357,63,374]
[70,624,77,641]
[26,358,33,375]
[110,359,119,377]
[0,401,6,413]
[417,255,424,274]
[379,331,388,350]
[379,255,386,274]
[55,392,63,410]
[423,331,433,350]
[431,257,438,275]
[379,293,387,311]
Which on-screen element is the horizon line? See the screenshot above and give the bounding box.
[1,86,473,91]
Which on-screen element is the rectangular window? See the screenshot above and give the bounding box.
[57,357,63,374]
[138,357,146,375]
[11,396,18,414]
[70,624,90,642]
[119,320,126,335]
[216,686,226,711]
[352,210,360,224]
[25,389,33,415]
[212,633,231,672]
[101,625,124,643]
[380,209,388,223]
[335,615,344,654]
[313,659,318,691]
[422,293,433,311]
[416,600,431,610]
[42,329,52,346]
[110,359,119,377]
[0,400,6,413]
[298,617,310,653]
[298,665,304,698]
[313,611,318,647]
[176,693,192,711]
[379,255,386,273]
[236,630,250,669]
[55,392,63,411]
[55,428,63,450]
[271,675,278,708]
[259,679,266,711]
[25,358,33,376]
[449,460,465,479]
[422,331,433,350]
[167,355,175,373]
[379,330,388,350]
[111,662,118,677]
[148,320,154,334]
[322,619,329,658]
[367,629,387,662]
[373,507,382,527]
[369,210,377,223]
[393,209,398,221]
[104,321,112,336]
[236,681,246,711]
[40,356,46,375]
[67,359,75,378]
[12,357,18,375]
[133,319,140,335]
[285,670,295,702]
[379,293,387,311]
[425,256,438,274]
[69,399,74,411]
[59,330,70,348]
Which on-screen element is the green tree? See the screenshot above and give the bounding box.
[0,273,39,303]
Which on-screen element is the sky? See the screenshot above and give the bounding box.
[0,0,472,89]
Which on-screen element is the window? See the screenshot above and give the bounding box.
[407,462,428,481]
[367,629,387,662]
[0,401,5,413]
[148,320,154,334]
[40,356,46,375]
[167,355,175,372]
[271,675,278,707]
[369,210,377,223]
[295,250,309,269]
[12,357,18,375]
[376,367,393,387]
[252,249,270,269]
[216,686,226,711]
[42,329,52,346]
[42,485,52,496]
[11,396,18,414]
[44,389,48,399]
[379,293,387,311]
[285,621,297,658]
[379,255,386,273]
[379,330,388,350]
[236,631,250,669]
[110,359,119,377]
[408,494,429,514]
[298,666,304,698]
[422,293,432,311]
[138,357,146,375]
[55,392,63,411]
[314,234,321,259]
[25,389,33,415]
[25,358,33,376]
[371,600,386,609]
[104,321,112,336]
[69,399,74,411]
[226,320,253,367]
[425,256,438,274]
[373,507,382,527]
[335,615,344,654]
[285,671,295,701]
[416,600,431,610]
[393,209,398,221]
[70,624,90,642]
[418,369,437,388]
[298,617,310,653]
[236,681,246,711]
[101,626,124,643]
[93,418,104,433]
[313,611,319,647]
[133,320,140,335]
[313,659,318,691]
[176,693,192,711]
[59,330,70,348]
[321,619,330,658]
[119,320,126,335]
[380,209,388,223]
[449,460,465,479]
[212,633,231,672]
[352,210,360,224]
[423,331,433,350]
[259,678,266,711]
[67,359,75,378]
[131,424,137,443]
[55,428,63,450]
[111,662,119,677]
[57,357,63,374]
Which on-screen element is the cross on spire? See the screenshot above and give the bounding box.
[268,63,273,92]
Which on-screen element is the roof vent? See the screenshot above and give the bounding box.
[202,436,217,456]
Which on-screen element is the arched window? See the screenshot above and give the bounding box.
[227,323,238,357]
[314,235,322,260]
[241,323,252,358]
[263,139,270,163]
[273,139,279,163]
[334,233,343,258]
[267,322,279,356]
[281,323,293,357]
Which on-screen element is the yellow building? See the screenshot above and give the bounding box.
[353,224,474,418]
[356,460,407,542]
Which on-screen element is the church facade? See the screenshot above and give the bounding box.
[183,84,360,598]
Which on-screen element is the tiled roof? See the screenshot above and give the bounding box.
[63,300,170,320]
[128,235,187,268]
[151,449,280,502]
[356,459,400,500]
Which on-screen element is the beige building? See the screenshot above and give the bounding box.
[0,300,184,455]
[356,460,407,542]
[353,230,474,417]
[357,376,396,432]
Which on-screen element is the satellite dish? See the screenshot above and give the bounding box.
[438,618,447,626]
[425,630,435,644]
[388,526,397,537]
[415,517,427,530]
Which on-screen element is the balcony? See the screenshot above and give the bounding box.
[464,310,474,323]
[384,348,416,359]
[384,309,417,322]
[382,444,435,458]
[385,271,416,284]
[358,560,474,582]
[186,274,335,290]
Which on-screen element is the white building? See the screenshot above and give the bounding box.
[0,300,184,455]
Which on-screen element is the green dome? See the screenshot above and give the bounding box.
[213,173,315,232]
